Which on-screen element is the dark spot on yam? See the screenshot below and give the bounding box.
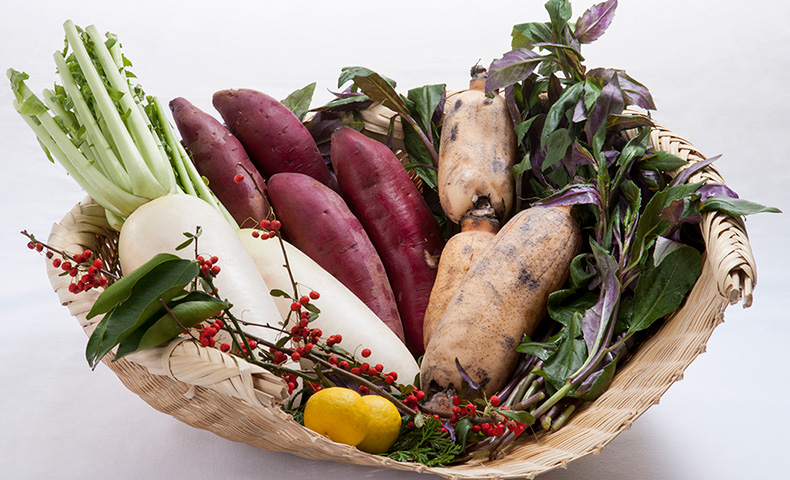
[453,99,463,111]
[518,268,540,289]
[483,98,493,105]
[450,124,458,142]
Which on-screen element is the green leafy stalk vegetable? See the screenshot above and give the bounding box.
[8,20,233,230]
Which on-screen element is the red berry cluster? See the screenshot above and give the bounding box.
[196,255,221,276]
[28,241,110,294]
[250,219,281,240]
[448,394,526,437]
[198,318,225,347]
[219,336,257,355]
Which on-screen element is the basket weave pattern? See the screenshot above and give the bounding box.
[45,116,755,479]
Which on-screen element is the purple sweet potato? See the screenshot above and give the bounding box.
[330,127,445,357]
[212,88,338,191]
[267,172,404,341]
[169,97,269,228]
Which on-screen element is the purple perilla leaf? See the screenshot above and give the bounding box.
[486,48,544,93]
[575,0,619,44]
[581,242,621,357]
[697,182,739,201]
[670,154,722,186]
[536,183,602,208]
[588,68,656,110]
[584,73,624,141]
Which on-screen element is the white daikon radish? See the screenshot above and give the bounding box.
[119,195,283,343]
[237,229,420,382]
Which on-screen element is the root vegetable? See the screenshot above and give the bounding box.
[420,206,581,397]
[170,97,269,229]
[237,230,419,380]
[437,68,517,223]
[422,207,499,349]
[117,194,283,343]
[266,172,404,340]
[212,88,338,191]
[330,127,445,357]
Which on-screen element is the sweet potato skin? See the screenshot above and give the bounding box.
[170,97,269,228]
[212,88,338,191]
[267,172,404,341]
[330,127,445,357]
[420,206,581,397]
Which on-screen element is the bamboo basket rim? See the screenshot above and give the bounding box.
[44,110,756,479]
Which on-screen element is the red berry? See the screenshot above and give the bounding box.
[328,356,338,365]
[299,295,309,305]
[360,363,369,373]
[251,230,260,238]
[358,386,369,395]
[270,220,281,231]
[309,290,320,300]
[452,396,461,406]
[388,371,398,381]
[52,258,61,268]
[200,336,210,346]
[233,173,244,183]
[361,348,371,358]
[93,259,103,269]
[260,220,271,229]
[374,364,384,372]
[452,406,461,415]
[27,241,35,249]
[384,375,394,385]
[61,261,71,271]
[290,302,301,311]
[220,343,231,352]
[350,367,361,375]
[211,265,221,275]
[291,352,301,362]
[247,339,257,349]
[35,243,44,252]
[338,361,349,370]
[489,395,500,407]
[303,343,313,354]
[333,334,342,344]
[415,390,425,401]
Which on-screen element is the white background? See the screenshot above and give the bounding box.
[1,1,788,479]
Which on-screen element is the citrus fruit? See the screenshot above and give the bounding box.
[356,395,403,454]
[303,387,370,446]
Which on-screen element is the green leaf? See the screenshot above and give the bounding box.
[638,151,688,173]
[628,181,703,270]
[511,22,553,48]
[548,288,598,326]
[310,94,371,113]
[453,418,474,450]
[338,66,396,89]
[516,337,558,361]
[514,116,538,144]
[499,409,535,425]
[270,289,293,299]
[545,0,573,35]
[572,354,618,401]
[353,72,408,118]
[132,291,228,354]
[406,84,445,138]
[542,127,573,170]
[627,245,702,334]
[281,82,316,122]
[538,312,587,390]
[701,196,782,216]
[87,253,181,319]
[85,258,200,369]
[569,253,595,288]
[541,81,584,148]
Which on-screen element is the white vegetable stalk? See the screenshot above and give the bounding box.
[7,20,233,230]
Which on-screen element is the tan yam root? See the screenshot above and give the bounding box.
[423,209,499,349]
[420,206,581,398]
[437,69,516,223]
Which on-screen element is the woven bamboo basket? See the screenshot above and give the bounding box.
[44,107,756,479]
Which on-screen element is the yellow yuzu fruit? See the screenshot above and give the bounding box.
[303,387,370,446]
[356,395,403,454]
